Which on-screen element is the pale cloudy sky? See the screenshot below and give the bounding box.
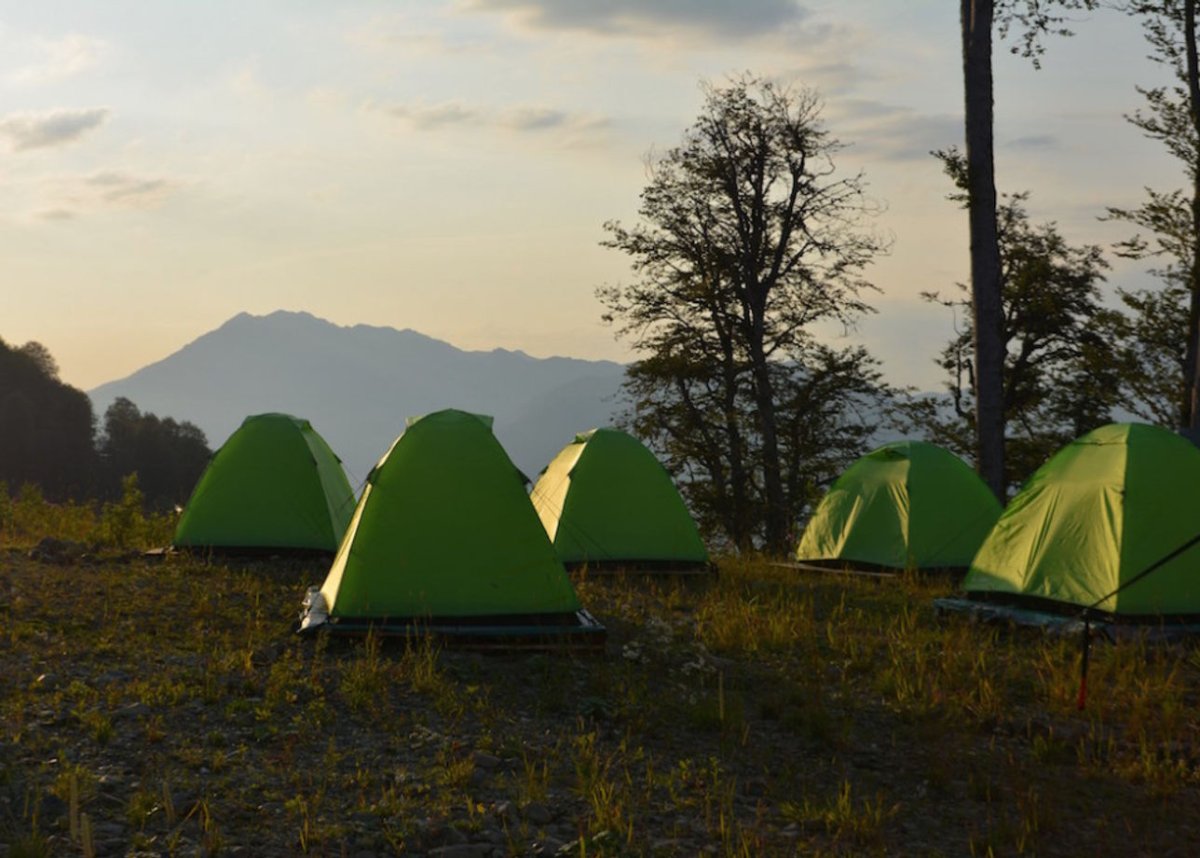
[0,1,1177,390]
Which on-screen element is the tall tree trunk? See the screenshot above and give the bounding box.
[709,297,755,550]
[961,0,1007,498]
[720,353,754,551]
[747,332,788,554]
[1184,0,1200,429]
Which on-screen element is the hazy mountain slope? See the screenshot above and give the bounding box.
[494,373,631,480]
[89,310,627,482]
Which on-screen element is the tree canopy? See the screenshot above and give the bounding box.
[958,0,1099,497]
[0,338,211,509]
[0,338,98,501]
[98,397,211,510]
[600,76,890,553]
[909,151,1117,488]
[1104,0,1200,428]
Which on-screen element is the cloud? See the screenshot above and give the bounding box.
[502,107,569,131]
[38,170,177,220]
[831,101,961,163]
[349,13,493,56]
[381,100,609,135]
[1005,134,1059,150]
[386,101,483,130]
[500,106,608,133]
[227,64,270,101]
[8,34,106,85]
[85,172,173,205]
[463,0,808,40]
[773,61,867,98]
[0,108,109,151]
[37,208,76,222]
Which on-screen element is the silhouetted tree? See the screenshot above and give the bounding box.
[600,76,890,552]
[1105,0,1200,427]
[98,397,211,510]
[909,150,1117,486]
[961,0,1006,499]
[960,0,1097,497]
[1104,281,1189,426]
[17,341,60,379]
[0,338,97,500]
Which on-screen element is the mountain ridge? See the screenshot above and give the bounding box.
[89,310,628,484]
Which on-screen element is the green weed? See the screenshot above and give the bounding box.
[782,779,899,847]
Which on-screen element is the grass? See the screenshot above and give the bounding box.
[3,502,1200,854]
[781,779,899,847]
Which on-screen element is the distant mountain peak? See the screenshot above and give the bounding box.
[88,310,628,482]
[226,309,324,328]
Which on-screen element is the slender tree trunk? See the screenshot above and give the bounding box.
[1183,0,1200,429]
[707,296,755,551]
[719,351,753,550]
[722,386,753,551]
[961,0,1007,498]
[747,330,788,554]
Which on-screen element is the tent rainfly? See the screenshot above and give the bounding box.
[937,423,1200,631]
[795,440,1002,573]
[530,428,709,571]
[299,409,605,646]
[173,412,356,555]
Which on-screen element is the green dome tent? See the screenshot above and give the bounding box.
[945,423,1200,625]
[530,428,709,572]
[299,409,604,645]
[795,440,1002,572]
[173,413,355,555]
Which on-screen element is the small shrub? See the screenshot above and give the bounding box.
[340,630,389,715]
[96,474,146,550]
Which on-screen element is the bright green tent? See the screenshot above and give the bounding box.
[795,440,1002,571]
[174,413,355,554]
[961,423,1200,620]
[530,428,708,570]
[300,409,604,643]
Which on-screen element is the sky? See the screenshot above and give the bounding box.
[0,0,1180,391]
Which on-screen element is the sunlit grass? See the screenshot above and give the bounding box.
[3,498,1200,853]
[1,479,176,551]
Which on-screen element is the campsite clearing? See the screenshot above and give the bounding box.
[3,551,1200,855]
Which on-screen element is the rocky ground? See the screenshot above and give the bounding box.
[2,550,1200,856]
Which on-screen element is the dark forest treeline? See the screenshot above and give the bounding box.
[0,337,210,510]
